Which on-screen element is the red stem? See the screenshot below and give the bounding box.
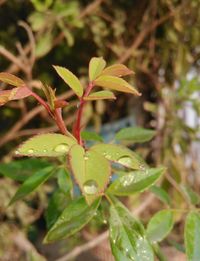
[73,82,94,145]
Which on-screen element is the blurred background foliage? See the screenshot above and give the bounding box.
[0,0,200,260]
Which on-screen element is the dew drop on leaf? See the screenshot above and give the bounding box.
[15,150,19,155]
[117,156,132,166]
[84,156,89,160]
[27,149,34,154]
[54,143,69,153]
[83,180,98,195]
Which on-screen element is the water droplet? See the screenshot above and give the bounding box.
[83,180,98,195]
[105,154,111,160]
[28,149,34,154]
[15,150,19,155]
[103,219,107,224]
[125,248,129,252]
[43,149,47,153]
[84,156,89,160]
[117,156,132,166]
[54,143,69,153]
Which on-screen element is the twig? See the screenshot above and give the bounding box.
[56,194,155,261]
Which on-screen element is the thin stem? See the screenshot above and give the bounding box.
[30,91,53,116]
[73,82,94,145]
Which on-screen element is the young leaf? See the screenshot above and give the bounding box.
[9,166,55,205]
[101,64,134,77]
[17,133,77,157]
[53,65,83,97]
[81,131,103,142]
[0,72,25,86]
[107,167,165,196]
[0,86,31,106]
[41,84,56,110]
[150,185,171,206]
[0,158,53,181]
[91,143,146,170]
[89,57,106,81]
[109,198,154,261]
[115,127,156,143]
[94,75,141,95]
[184,212,200,261]
[83,90,116,101]
[146,210,174,243]
[68,144,111,205]
[44,197,101,243]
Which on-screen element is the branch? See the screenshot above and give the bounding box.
[56,194,155,261]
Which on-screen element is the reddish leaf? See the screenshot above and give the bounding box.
[101,64,134,77]
[54,99,69,108]
[0,86,31,106]
[0,72,25,87]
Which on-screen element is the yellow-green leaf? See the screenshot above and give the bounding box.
[94,75,141,95]
[68,144,111,205]
[0,72,25,87]
[102,64,134,77]
[89,57,106,81]
[83,90,116,101]
[17,133,77,157]
[53,66,83,97]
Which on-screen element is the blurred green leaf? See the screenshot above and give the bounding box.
[109,198,154,261]
[147,210,174,243]
[9,166,55,205]
[0,158,53,181]
[107,167,165,196]
[115,127,155,143]
[81,131,103,142]
[31,0,53,12]
[57,167,72,195]
[185,212,200,261]
[181,185,200,205]
[44,197,101,243]
[150,185,171,206]
[36,32,53,57]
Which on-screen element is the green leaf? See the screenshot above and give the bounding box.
[0,72,25,86]
[102,64,134,77]
[17,133,77,157]
[89,57,106,81]
[9,166,55,205]
[83,90,116,101]
[146,210,174,243]
[68,144,111,205]
[81,131,103,142]
[185,212,200,261]
[115,127,156,143]
[53,65,83,97]
[109,198,154,261]
[107,167,165,196]
[150,185,171,206]
[181,185,200,205]
[57,167,72,194]
[44,197,101,243]
[0,158,53,181]
[94,75,141,95]
[36,32,53,57]
[91,143,146,170]
[45,189,70,229]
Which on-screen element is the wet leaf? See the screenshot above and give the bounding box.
[44,197,101,243]
[91,143,146,170]
[185,212,200,261]
[115,127,155,143]
[94,75,141,95]
[0,72,25,86]
[68,144,111,204]
[107,167,165,196]
[53,65,83,97]
[89,57,106,81]
[147,210,174,243]
[102,64,134,77]
[9,166,55,205]
[84,90,116,101]
[109,198,154,261]
[0,158,53,181]
[17,133,77,157]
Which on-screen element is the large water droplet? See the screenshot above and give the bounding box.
[84,156,89,160]
[15,150,19,155]
[83,180,98,195]
[27,149,34,154]
[54,143,69,153]
[117,156,132,166]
